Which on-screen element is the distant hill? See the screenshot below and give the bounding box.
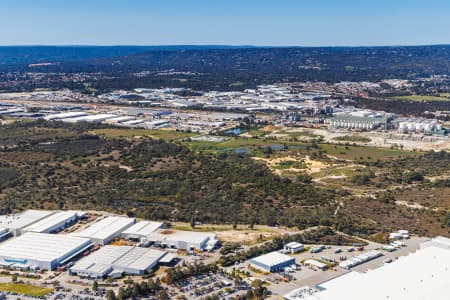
[0,45,449,91]
[0,45,252,67]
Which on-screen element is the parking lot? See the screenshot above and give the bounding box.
[234,236,428,297]
[167,271,248,300]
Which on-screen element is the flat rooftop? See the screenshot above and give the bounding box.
[313,237,450,300]
[148,229,213,244]
[0,232,91,263]
[121,221,163,237]
[71,216,134,241]
[251,251,294,267]
[23,211,78,233]
[0,210,55,231]
[71,245,166,274]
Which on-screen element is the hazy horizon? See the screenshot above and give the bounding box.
[1,0,450,46]
[1,43,450,48]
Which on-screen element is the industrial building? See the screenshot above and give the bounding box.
[71,216,135,245]
[394,118,447,135]
[329,115,391,130]
[250,251,295,272]
[22,211,79,234]
[61,114,118,123]
[121,221,163,240]
[70,245,166,278]
[304,259,327,270]
[147,229,218,251]
[0,228,10,241]
[0,210,55,236]
[43,111,87,121]
[338,250,382,269]
[302,236,450,300]
[0,232,92,270]
[284,242,304,253]
[421,235,450,250]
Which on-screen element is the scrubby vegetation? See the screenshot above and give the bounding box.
[0,120,448,239]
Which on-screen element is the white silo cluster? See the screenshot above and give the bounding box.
[397,119,439,134]
[330,119,379,130]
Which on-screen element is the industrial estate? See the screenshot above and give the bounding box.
[0,208,447,300]
[0,73,449,299]
[0,71,449,299]
[0,35,449,300]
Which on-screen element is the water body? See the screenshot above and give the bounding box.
[225,128,246,135]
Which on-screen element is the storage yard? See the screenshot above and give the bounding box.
[288,236,450,300]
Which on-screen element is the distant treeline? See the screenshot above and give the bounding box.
[1,45,450,92]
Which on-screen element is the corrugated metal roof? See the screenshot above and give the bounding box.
[71,216,135,242]
[0,232,91,262]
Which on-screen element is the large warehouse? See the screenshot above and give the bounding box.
[71,216,135,245]
[288,236,450,300]
[121,221,163,240]
[147,229,217,251]
[22,211,79,234]
[0,210,55,236]
[70,245,166,278]
[0,232,92,270]
[250,251,295,272]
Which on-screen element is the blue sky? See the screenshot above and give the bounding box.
[1,0,449,46]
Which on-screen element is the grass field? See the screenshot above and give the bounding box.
[183,136,288,152]
[332,135,371,143]
[0,283,53,297]
[184,136,414,161]
[171,222,277,232]
[92,128,196,141]
[319,143,412,161]
[278,130,320,139]
[392,94,450,102]
[94,128,414,162]
[311,166,358,178]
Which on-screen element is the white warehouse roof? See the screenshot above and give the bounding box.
[0,232,91,268]
[23,211,78,233]
[251,251,294,268]
[43,111,87,120]
[148,229,213,245]
[285,242,304,248]
[104,116,135,124]
[71,216,135,244]
[71,245,166,277]
[62,114,118,123]
[313,236,450,300]
[0,210,55,233]
[121,221,163,239]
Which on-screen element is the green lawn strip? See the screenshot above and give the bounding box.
[391,95,450,102]
[319,143,413,161]
[183,136,415,162]
[0,282,53,297]
[312,166,357,178]
[332,135,371,143]
[92,128,196,141]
